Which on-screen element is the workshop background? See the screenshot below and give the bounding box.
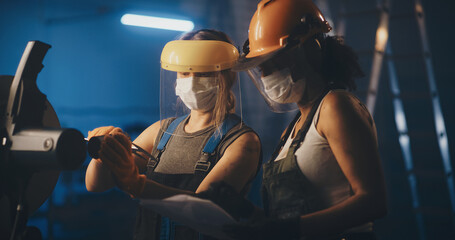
[1,0,455,239]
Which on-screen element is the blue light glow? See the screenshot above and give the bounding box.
[121,14,194,32]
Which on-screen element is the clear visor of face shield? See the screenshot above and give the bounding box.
[246,66,299,113]
[159,68,243,136]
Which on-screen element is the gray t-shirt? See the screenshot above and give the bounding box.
[152,116,256,175]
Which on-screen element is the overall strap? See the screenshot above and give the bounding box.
[202,114,241,154]
[262,90,330,218]
[286,89,329,158]
[194,114,241,172]
[147,114,188,170]
[269,112,301,161]
[158,114,242,240]
[157,114,188,151]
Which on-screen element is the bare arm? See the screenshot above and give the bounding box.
[85,121,161,192]
[132,121,162,173]
[298,91,387,237]
[89,119,261,200]
[196,132,261,193]
[140,131,261,199]
[85,126,122,192]
[85,158,116,192]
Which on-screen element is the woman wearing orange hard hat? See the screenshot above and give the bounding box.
[226,0,387,239]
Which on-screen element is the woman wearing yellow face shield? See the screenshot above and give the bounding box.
[85,29,261,240]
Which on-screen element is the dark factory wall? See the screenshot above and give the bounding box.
[1,0,454,239]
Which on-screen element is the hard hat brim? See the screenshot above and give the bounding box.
[232,47,285,72]
[232,46,289,72]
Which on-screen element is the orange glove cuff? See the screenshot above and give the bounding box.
[125,174,146,198]
[98,132,145,198]
[114,166,146,198]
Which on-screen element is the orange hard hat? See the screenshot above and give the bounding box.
[234,0,331,70]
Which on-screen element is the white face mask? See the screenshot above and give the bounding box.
[260,68,305,103]
[175,76,218,110]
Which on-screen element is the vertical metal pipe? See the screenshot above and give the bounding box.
[386,44,426,240]
[366,0,390,115]
[414,0,455,226]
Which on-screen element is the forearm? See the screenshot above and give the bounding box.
[85,158,116,192]
[250,204,266,220]
[298,193,387,238]
[138,179,194,199]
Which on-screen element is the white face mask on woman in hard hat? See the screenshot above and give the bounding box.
[175,76,219,111]
[260,68,306,104]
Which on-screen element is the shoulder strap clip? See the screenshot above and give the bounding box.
[195,114,241,173]
[148,114,188,171]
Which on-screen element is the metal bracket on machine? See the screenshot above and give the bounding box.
[0,41,87,240]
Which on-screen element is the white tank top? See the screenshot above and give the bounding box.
[275,90,373,233]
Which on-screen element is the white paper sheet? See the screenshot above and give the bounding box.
[140,194,236,239]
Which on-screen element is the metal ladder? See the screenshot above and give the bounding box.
[318,0,454,239]
[369,1,454,239]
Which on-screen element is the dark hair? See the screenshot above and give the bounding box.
[178,29,234,43]
[318,35,364,91]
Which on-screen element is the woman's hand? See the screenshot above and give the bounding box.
[85,126,124,192]
[88,126,122,141]
[224,216,300,240]
[98,131,146,198]
[196,181,255,221]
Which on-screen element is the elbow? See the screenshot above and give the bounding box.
[376,198,388,219]
[85,173,106,192]
[85,180,100,192]
[374,187,388,219]
[85,182,109,192]
[371,201,387,220]
[85,159,112,192]
[85,172,96,192]
[354,189,388,221]
[86,184,96,192]
[365,193,388,220]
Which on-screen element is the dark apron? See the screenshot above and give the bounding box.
[134,149,219,240]
[262,91,324,220]
[134,114,249,240]
[262,90,377,240]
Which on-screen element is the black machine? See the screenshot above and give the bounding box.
[0,41,87,240]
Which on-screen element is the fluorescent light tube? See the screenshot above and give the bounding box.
[121,14,194,32]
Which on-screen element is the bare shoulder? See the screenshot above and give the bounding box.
[133,120,162,152]
[321,90,373,125]
[318,90,375,138]
[229,131,261,153]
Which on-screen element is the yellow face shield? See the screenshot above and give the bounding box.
[161,40,239,73]
[159,40,242,136]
